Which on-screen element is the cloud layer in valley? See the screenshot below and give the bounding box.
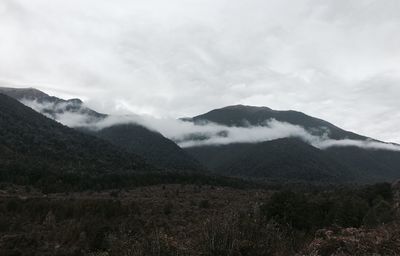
[1,0,400,142]
[21,99,400,152]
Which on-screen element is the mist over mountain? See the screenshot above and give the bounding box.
[4,87,398,151]
[184,105,400,183]
[2,1,400,254]
[80,124,203,171]
[176,105,400,152]
[2,86,400,183]
[0,93,149,175]
[187,104,367,140]
[0,87,203,171]
[0,87,105,122]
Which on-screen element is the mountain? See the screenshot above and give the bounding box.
[186,139,352,183]
[0,93,149,176]
[184,105,400,183]
[186,104,366,140]
[325,146,400,182]
[0,87,202,171]
[82,124,203,171]
[3,87,399,183]
[0,87,105,121]
[0,87,58,102]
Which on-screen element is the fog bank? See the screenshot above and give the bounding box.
[20,99,400,152]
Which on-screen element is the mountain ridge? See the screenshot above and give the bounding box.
[188,104,369,141]
[0,87,203,171]
[2,86,400,183]
[184,105,400,183]
[0,93,149,174]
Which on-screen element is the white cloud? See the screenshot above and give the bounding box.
[317,139,400,151]
[1,0,399,142]
[20,99,400,152]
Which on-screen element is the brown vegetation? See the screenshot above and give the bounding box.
[1,183,400,256]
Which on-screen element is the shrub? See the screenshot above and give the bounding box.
[163,202,173,215]
[199,200,210,209]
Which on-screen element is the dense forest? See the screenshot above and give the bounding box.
[0,94,148,175]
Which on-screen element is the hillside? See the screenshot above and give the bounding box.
[326,146,400,182]
[0,93,151,188]
[82,124,203,171]
[186,138,352,182]
[187,104,367,140]
[0,87,203,172]
[0,87,105,121]
[184,105,400,183]
[3,88,400,183]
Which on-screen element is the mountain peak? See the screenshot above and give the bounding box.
[0,87,84,105]
[0,86,107,122]
[67,98,83,105]
[218,104,273,112]
[0,87,50,100]
[190,104,367,141]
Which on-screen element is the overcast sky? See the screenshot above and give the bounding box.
[1,0,400,142]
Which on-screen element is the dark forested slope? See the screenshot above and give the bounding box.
[186,138,352,182]
[184,105,400,183]
[0,93,148,175]
[83,124,203,171]
[0,87,203,172]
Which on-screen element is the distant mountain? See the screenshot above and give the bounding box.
[186,104,366,140]
[0,93,149,176]
[4,87,399,183]
[0,87,105,121]
[0,87,60,102]
[184,105,400,183]
[0,87,203,171]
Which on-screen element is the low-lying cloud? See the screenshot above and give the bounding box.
[21,98,103,126]
[21,99,400,152]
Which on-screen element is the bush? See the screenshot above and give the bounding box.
[262,183,395,231]
[199,200,210,209]
[163,202,173,215]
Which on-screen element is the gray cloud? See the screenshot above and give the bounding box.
[1,0,399,142]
